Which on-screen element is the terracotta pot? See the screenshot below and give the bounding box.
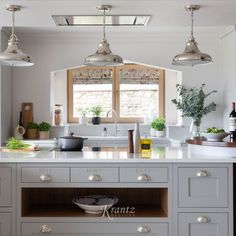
[39,131,50,140]
[26,128,38,139]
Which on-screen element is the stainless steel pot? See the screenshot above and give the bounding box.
[59,133,88,151]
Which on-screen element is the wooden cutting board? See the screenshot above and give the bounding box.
[22,103,33,129]
[1,146,40,153]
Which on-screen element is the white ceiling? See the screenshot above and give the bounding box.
[0,0,235,33]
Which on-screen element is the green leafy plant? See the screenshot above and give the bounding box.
[206,127,225,133]
[172,84,217,127]
[76,107,89,117]
[38,122,51,132]
[90,105,102,117]
[27,122,38,129]
[151,117,165,131]
[6,137,30,149]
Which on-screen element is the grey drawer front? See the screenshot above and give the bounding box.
[21,167,70,183]
[21,222,168,235]
[178,167,228,207]
[178,213,228,236]
[71,167,118,183]
[120,167,168,183]
[0,213,11,236]
[0,168,12,206]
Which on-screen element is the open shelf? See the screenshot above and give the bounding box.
[22,188,168,218]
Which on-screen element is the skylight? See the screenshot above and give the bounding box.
[52,15,150,26]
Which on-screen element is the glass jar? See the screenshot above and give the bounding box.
[54,104,63,126]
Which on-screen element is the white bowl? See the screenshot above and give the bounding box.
[72,195,118,214]
[201,132,230,142]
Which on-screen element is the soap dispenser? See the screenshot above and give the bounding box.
[134,121,141,153]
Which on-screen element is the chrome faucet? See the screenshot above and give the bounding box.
[106,109,119,136]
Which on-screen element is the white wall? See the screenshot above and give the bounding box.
[219,27,236,130]
[0,30,12,144]
[50,69,67,124]
[11,30,222,139]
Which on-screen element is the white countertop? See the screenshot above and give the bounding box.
[0,146,235,163]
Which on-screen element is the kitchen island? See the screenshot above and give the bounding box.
[0,146,234,236]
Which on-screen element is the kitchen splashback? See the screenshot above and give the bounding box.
[50,123,189,142]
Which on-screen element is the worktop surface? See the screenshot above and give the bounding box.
[0,146,235,163]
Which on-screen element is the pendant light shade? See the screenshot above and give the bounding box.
[84,5,123,66]
[0,5,34,67]
[172,5,212,66]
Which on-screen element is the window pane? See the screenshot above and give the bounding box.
[72,68,113,117]
[119,67,159,118]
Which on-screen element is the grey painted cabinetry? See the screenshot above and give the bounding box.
[0,162,232,236]
[178,213,228,236]
[0,213,11,236]
[175,164,233,236]
[0,165,16,236]
[21,222,168,236]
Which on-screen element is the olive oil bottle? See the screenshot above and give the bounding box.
[140,137,152,158]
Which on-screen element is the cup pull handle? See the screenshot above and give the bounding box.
[137,225,151,233]
[197,216,209,223]
[137,174,151,182]
[196,170,208,177]
[88,174,102,181]
[40,224,52,233]
[40,174,53,182]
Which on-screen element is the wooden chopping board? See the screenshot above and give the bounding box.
[1,146,40,153]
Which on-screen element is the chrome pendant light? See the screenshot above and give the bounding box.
[0,5,34,67]
[172,5,212,66]
[84,5,123,66]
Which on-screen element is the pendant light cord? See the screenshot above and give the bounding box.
[190,9,194,40]
[103,8,106,40]
[10,9,17,40]
[12,10,15,36]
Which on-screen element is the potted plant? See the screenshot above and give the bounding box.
[38,122,51,139]
[77,107,89,125]
[151,117,165,137]
[172,84,217,139]
[90,105,102,125]
[26,122,38,139]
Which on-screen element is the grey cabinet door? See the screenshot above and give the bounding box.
[21,222,168,236]
[178,167,228,207]
[0,213,11,236]
[0,167,12,206]
[178,213,228,236]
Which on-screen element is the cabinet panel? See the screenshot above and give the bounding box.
[21,222,168,236]
[0,167,12,206]
[71,167,118,183]
[178,213,228,236]
[21,167,70,183]
[178,167,228,207]
[0,213,11,236]
[120,167,168,183]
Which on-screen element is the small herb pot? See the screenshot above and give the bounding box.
[92,117,101,125]
[79,116,88,125]
[27,128,38,139]
[39,131,50,140]
[155,130,165,137]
